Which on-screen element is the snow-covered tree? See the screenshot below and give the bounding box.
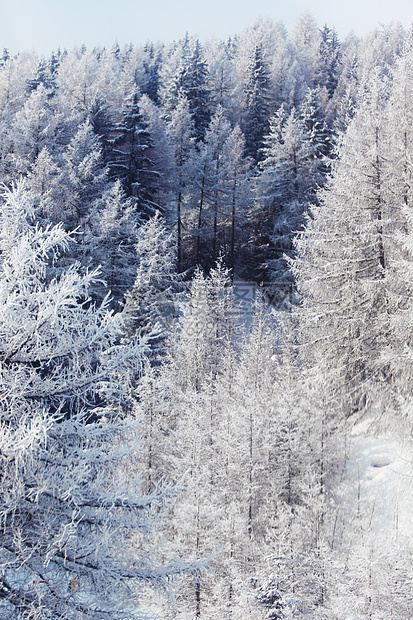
[183,108,250,272]
[108,91,161,213]
[0,183,204,620]
[257,106,315,281]
[166,95,196,270]
[242,44,272,164]
[317,25,341,98]
[10,85,63,176]
[159,36,211,143]
[135,262,239,618]
[122,211,178,344]
[375,40,413,422]
[85,180,141,307]
[219,123,251,275]
[138,93,173,210]
[57,119,109,230]
[291,79,393,417]
[205,38,237,118]
[25,147,60,224]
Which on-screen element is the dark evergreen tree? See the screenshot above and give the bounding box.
[108,91,160,214]
[142,42,163,104]
[318,25,341,97]
[242,44,272,164]
[181,38,211,142]
[88,94,114,163]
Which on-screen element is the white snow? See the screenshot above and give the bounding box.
[346,418,413,538]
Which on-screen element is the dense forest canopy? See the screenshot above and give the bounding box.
[0,14,406,286]
[1,12,413,619]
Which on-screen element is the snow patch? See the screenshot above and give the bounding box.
[345,425,413,538]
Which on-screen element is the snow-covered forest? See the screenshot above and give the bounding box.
[1,12,413,619]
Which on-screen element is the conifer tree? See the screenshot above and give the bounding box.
[258,106,315,281]
[85,180,141,307]
[291,80,391,418]
[242,44,272,164]
[317,25,341,97]
[58,119,109,230]
[108,91,160,213]
[166,95,196,271]
[159,37,211,143]
[122,211,178,343]
[10,85,62,175]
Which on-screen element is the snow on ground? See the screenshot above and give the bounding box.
[346,418,413,538]
[321,418,413,618]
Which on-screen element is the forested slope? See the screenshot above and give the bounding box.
[0,14,412,619]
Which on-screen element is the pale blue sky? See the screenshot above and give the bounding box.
[0,0,412,55]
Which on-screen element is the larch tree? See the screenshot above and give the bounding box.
[0,51,39,182]
[166,94,196,271]
[57,119,109,231]
[258,106,315,282]
[26,56,58,97]
[219,123,251,276]
[291,77,392,419]
[85,180,141,308]
[181,38,211,143]
[136,262,239,618]
[9,85,63,176]
[376,41,413,423]
[159,36,211,144]
[137,93,173,211]
[141,42,163,104]
[204,38,237,120]
[185,107,251,272]
[317,25,342,98]
[122,210,178,345]
[183,106,232,270]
